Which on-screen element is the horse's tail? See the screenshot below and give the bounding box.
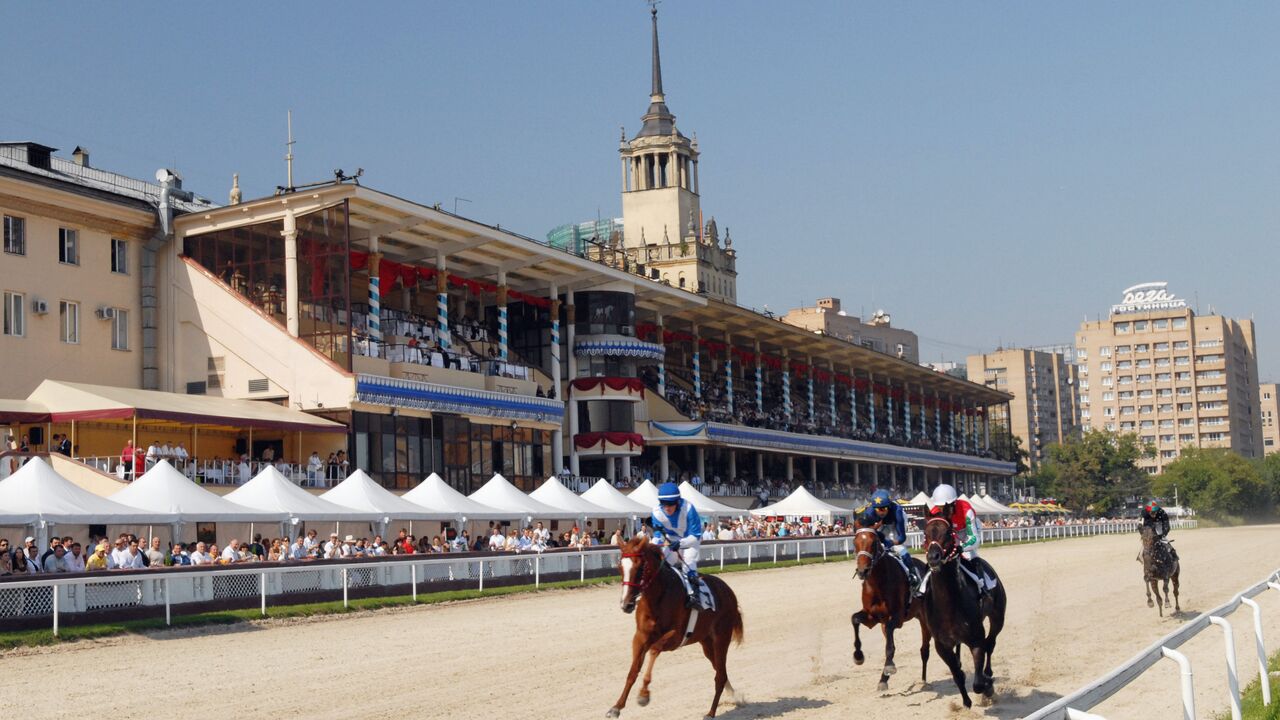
[729,602,745,646]
[716,579,745,646]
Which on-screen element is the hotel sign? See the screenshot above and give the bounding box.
[1111,282,1187,315]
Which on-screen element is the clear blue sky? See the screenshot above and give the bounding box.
[5,3,1279,376]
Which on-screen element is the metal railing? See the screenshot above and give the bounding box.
[75,456,334,487]
[1027,565,1279,720]
[0,519,1190,637]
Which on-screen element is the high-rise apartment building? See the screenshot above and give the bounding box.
[967,348,1080,467]
[1260,383,1280,455]
[782,298,920,363]
[1075,283,1262,473]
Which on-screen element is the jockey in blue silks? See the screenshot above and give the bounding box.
[858,489,920,588]
[650,482,703,607]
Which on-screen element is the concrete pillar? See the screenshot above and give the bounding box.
[696,445,706,481]
[566,296,579,476]
[984,411,991,451]
[496,269,508,361]
[621,455,631,483]
[728,449,737,482]
[756,451,764,481]
[809,455,817,484]
[832,458,839,485]
[659,445,669,482]
[782,350,792,421]
[786,455,794,482]
[605,457,615,481]
[282,210,299,337]
[548,288,563,466]
[754,340,763,412]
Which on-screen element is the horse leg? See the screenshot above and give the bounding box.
[1150,578,1163,617]
[969,643,989,697]
[935,639,971,708]
[1163,576,1172,609]
[918,617,932,686]
[637,646,661,707]
[1145,576,1155,608]
[982,590,1005,686]
[852,610,869,665]
[608,634,651,718]
[1172,569,1181,614]
[701,633,731,719]
[878,619,898,692]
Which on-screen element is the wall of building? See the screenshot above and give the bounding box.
[967,348,1079,467]
[782,302,920,363]
[1261,383,1280,455]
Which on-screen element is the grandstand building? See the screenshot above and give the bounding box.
[0,9,1016,499]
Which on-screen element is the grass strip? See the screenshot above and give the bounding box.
[1232,648,1280,720]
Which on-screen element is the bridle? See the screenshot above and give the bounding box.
[621,550,658,600]
[924,516,960,564]
[854,527,884,569]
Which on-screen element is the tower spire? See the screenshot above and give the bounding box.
[650,3,664,101]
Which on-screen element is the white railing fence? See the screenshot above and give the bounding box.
[1027,567,1280,720]
[0,518,1193,640]
[901,518,1197,550]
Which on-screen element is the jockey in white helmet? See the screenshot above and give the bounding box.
[650,482,703,607]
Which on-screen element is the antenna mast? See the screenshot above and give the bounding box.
[285,110,296,191]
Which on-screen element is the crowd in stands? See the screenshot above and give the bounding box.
[102,441,350,486]
[350,306,532,382]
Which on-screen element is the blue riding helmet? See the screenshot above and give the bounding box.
[657,482,682,503]
[870,490,893,509]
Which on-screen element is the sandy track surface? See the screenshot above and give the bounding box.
[3,525,1279,720]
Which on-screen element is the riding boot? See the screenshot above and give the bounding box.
[685,569,700,609]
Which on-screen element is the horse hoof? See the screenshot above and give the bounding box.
[605,709,620,719]
[637,695,649,707]
[884,662,897,676]
[853,651,865,665]
[1147,599,1154,608]
[877,681,888,692]
[962,697,973,709]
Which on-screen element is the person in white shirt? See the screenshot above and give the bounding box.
[323,533,340,558]
[303,529,320,552]
[119,541,146,569]
[42,545,70,573]
[189,542,212,565]
[221,539,242,563]
[63,542,86,572]
[533,522,551,545]
[289,536,308,560]
[338,535,357,558]
[487,528,506,551]
[701,525,717,542]
[160,442,173,459]
[307,452,324,486]
[145,441,160,470]
[109,537,131,569]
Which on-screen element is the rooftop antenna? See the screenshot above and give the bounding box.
[285,110,296,191]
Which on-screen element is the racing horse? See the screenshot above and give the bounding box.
[920,516,1007,709]
[608,534,745,719]
[1140,525,1180,616]
[851,525,931,691]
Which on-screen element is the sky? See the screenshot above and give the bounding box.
[4,2,1279,376]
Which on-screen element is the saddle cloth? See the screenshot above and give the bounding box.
[918,560,997,596]
[675,571,717,612]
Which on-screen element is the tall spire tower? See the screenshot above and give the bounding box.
[620,6,736,301]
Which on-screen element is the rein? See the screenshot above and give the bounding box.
[854,527,884,568]
[621,551,659,595]
[924,517,960,564]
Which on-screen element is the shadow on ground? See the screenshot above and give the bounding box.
[714,696,832,719]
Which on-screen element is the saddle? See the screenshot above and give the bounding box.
[674,570,717,612]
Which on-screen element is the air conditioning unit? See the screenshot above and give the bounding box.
[31,299,48,315]
[96,306,116,320]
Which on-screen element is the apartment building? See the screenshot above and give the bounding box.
[967,348,1080,467]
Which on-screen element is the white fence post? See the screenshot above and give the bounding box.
[580,552,585,583]
[1161,646,1196,720]
[1209,616,1242,720]
[1238,597,1271,707]
[478,560,484,592]
[259,573,267,616]
[1066,709,1108,720]
[164,576,171,626]
[411,563,418,602]
[52,586,59,637]
[747,544,752,567]
[342,567,349,608]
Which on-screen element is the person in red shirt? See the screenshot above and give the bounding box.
[133,444,145,480]
[121,441,135,480]
[928,484,996,595]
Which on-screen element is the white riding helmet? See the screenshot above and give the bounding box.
[929,483,958,509]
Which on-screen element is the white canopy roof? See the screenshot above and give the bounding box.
[469,474,571,519]
[401,473,511,520]
[677,481,741,516]
[226,466,380,522]
[908,491,931,506]
[530,477,632,519]
[583,479,651,516]
[975,495,1017,515]
[112,460,288,523]
[629,480,660,508]
[321,470,455,521]
[0,457,177,525]
[750,485,852,520]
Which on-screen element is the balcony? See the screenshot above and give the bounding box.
[574,431,644,457]
[354,373,563,426]
[570,377,647,403]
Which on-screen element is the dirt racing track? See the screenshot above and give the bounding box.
[3,524,1279,720]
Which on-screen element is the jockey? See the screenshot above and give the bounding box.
[927,483,995,595]
[1139,500,1178,562]
[858,489,919,588]
[650,482,703,607]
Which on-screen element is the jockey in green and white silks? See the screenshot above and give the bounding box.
[650,482,702,606]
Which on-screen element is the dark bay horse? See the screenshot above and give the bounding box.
[1140,525,1180,616]
[851,526,931,691]
[608,535,745,719]
[920,517,1007,708]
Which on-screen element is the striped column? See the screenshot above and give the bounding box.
[549,298,561,389]
[949,401,957,449]
[850,372,858,431]
[887,387,895,435]
[920,386,928,439]
[725,337,734,416]
[497,284,509,361]
[935,392,942,445]
[828,369,837,426]
[435,267,450,352]
[783,370,792,419]
[868,381,876,434]
[693,346,702,400]
[655,320,666,397]
[367,252,383,344]
[755,341,763,412]
[904,393,913,441]
[807,371,815,422]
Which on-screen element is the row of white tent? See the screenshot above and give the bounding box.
[904,491,1019,515]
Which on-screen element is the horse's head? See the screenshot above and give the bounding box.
[1139,525,1155,547]
[852,526,882,580]
[618,533,658,614]
[923,516,957,571]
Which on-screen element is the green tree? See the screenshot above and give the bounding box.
[1155,448,1272,520]
[1040,430,1152,515]
[1255,452,1280,509]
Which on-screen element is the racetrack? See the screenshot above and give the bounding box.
[3,525,1279,720]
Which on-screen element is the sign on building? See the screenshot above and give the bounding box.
[1110,282,1187,315]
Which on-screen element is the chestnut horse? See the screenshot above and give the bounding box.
[852,526,931,691]
[608,535,745,720]
[1140,525,1180,616]
[920,517,1006,709]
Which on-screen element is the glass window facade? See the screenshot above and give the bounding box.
[574,291,635,336]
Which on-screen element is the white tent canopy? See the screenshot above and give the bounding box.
[112,460,288,523]
[401,473,511,520]
[629,480,659,508]
[226,466,380,522]
[321,470,455,521]
[530,477,632,519]
[907,491,931,506]
[750,485,852,521]
[677,481,741,516]
[583,479,651,516]
[976,495,1017,515]
[0,456,177,525]
[469,474,571,519]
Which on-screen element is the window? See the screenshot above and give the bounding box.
[1135,320,1148,331]
[2,291,23,336]
[59,301,78,343]
[1137,374,1152,383]
[2,215,24,255]
[1160,434,1175,443]
[1101,376,1113,387]
[1115,345,1131,355]
[1102,361,1115,371]
[1105,422,1116,431]
[1172,317,1188,330]
[1155,358,1170,367]
[111,239,129,274]
[1115,322,1131,334]
[1136,359,1151,368]
[1098,346,1111,357]
[1179,434,1194,442]
[1159,404,1174,414]
[1138,389,1153,398]
[1102,392,1114,401]
[1135,344,1149,353]
[1156,372,1171,382]
[1154,319,1168,330]
[111,308,129,350]
[1155,342,1170,351]
[58,228,79,265]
